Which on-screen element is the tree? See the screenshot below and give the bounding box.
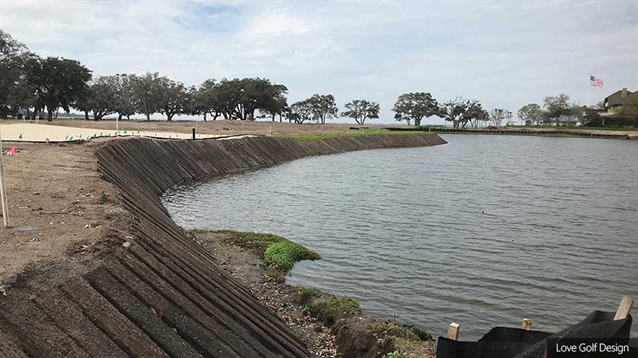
[617,96,638,122]
[0,30,32,118]
[306,94,338,124]
[341,99,380,125]
[195,79,224,121]
[213,78,287,120]
[489,108,512,127]
[581,107,602,126]
[543,94,573,126]
[73,75,122,120]
[25,56,92,120]
[127,72,163,121]
[518,103,542,126]
[116,74,136,120]
[289,99,313,124]
[157,77,190,121]
[440,97,488,129]
[392,92,439,127]
[260,84,289,122]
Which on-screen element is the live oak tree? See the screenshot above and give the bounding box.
[195,79,223,121]
[543,94,573,126]
[157,77,190,121]
[440,97,488,129]
[213,78,287,120]
[0,30,33,118]
[341,99,380,125]
[392,92,439,127]
[309,94,339,124]
[289,99,313,124]
[488,108,511,127]
[518,103,542,126]
[116,74,137,120]
[73,75,122,120]
[126,72,163,121]
[27,56,92,121]
[260,86,289,122]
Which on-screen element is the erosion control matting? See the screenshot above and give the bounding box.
[0,134,446,358]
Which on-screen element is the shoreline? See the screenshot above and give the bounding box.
[386,126,638,140]
[189,229,435,358]
[0,133,446,357]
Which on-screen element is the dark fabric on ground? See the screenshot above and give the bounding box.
[436,311,633,358]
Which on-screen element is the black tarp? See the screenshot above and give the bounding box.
[436,311,634,358]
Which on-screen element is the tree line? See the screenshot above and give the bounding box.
[519,93,638,127]
[0,30,501,126]
[10,29,602,128]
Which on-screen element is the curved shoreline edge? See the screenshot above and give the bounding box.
[0,134,446,358]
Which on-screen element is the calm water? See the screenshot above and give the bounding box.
[163,135,638,340]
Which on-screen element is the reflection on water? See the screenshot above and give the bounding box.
[163,135,638,340]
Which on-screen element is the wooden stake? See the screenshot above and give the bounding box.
[447,323,460,340]
[0,125,8,227]
[614,296,634,320]
[522,318,532,331]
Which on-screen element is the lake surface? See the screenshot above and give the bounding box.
[162,135,638,340]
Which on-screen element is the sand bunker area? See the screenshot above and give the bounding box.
[0,122,234,142]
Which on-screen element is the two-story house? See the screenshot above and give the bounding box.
[603,88,638,115]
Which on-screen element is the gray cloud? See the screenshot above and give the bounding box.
[1,0,636,123]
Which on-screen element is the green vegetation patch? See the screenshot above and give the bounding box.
[306,296,362,326]
[295,286,323,305]
[211,230,321,271]
[387,351,418,358]
[190,228,212,234]
[378,322,431,342]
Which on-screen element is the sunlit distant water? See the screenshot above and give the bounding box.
[163,135,638,340]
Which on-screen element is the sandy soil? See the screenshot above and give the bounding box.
[11,119,378,137]
[7,119,637,138]
[0,123,232,142]
[0,140,127,286]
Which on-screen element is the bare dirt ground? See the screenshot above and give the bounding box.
[0,140,126,287]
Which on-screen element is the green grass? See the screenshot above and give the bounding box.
[306,296,362,326]
[295,286,323,304]
[190,228,212,234]
[378,322,431,342]
[277,128,428,141]
[387,351,418,358]
[211,230,321,271]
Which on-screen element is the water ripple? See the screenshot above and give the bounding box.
[163,135,638,340]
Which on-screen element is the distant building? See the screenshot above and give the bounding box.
[602,88,638,116]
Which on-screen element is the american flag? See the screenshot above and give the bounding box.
[590,75,604,88]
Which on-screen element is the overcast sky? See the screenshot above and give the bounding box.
[1,0,636,123]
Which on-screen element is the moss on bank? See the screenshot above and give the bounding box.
[295,286,362,326]
[190,229,435,357]
[194,229,321,271]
